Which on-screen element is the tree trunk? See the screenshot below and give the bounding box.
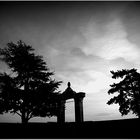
[21,114,28,124]
[21,79,29,124]
[21,107,28,124]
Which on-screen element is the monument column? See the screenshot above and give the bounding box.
[74,92,85,123]
[57,82,86,123]
[57,100,65,124]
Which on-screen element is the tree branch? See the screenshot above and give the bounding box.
[15,111,22,117]
[28,113,34,120]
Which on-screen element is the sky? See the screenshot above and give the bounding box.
[0,1,140,123]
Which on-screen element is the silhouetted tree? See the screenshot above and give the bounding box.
[107,68,140,119]
[0,40,62,123]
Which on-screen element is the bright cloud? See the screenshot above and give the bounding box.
[80,70,113,93]
[57,70,113,93]
[80,18,140,63]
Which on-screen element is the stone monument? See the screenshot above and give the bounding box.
[57,82,86,123]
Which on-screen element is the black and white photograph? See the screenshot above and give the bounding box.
[0,1,140,139]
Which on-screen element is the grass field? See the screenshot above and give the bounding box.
[0,118,139,138]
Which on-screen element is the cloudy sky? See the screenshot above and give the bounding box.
[0,1,140,122]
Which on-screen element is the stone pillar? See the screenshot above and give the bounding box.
[74,92,85,123]
[57,100,65,124]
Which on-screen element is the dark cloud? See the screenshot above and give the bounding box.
[120,2,140,47]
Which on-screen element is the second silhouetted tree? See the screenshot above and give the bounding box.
[0,40,62,123]
[107,68,140,118]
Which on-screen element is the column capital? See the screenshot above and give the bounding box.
[74,92,85,100]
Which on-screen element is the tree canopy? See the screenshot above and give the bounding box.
[107,68,140,118]
[0,40,62,123]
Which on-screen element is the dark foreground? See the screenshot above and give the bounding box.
[0,118,140,138]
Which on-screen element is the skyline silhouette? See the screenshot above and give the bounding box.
[0,1,140,123]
